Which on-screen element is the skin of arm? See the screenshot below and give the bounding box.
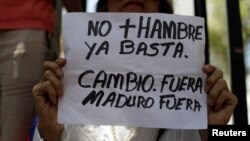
[32,58,66,141]
[199,129,208,141]
[198,64,238,141]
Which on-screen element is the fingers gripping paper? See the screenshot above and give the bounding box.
[59,13,207,129]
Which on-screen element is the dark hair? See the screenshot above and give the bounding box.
[96,0,173,13]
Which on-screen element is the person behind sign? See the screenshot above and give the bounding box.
[32,0,238,141]
[0,0,82,141]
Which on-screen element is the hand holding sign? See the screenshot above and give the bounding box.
[31,0,238,139]
[32,13,237,134]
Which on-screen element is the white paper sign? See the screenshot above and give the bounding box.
[58,13,207,129]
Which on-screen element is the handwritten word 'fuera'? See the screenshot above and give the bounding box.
[81,90,201,112]
[78,70,203,94]
[87,16,203,42]
[159,94,201,112]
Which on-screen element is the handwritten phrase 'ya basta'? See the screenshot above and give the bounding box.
[84,16,203,60]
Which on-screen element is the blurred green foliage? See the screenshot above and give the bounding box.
[207,0,250,75]
[240,0,250,42]
[207,0,229,75]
